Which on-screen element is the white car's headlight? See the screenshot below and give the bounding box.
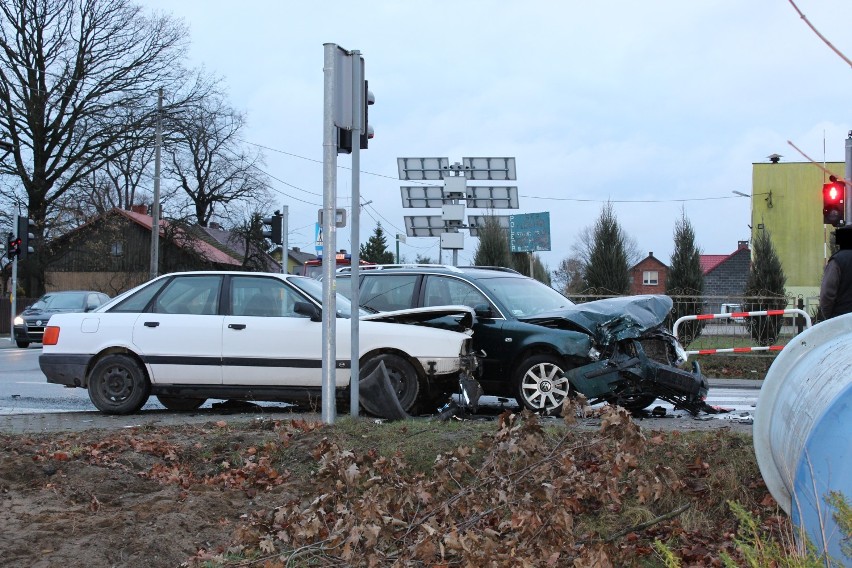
[14,316,23,326]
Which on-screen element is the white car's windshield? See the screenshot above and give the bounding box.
[288,276,364,318]
[477,276,575,317]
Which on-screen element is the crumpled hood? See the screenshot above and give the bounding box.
[519,295,673,345]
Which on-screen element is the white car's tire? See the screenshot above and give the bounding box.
[88,354,150,415]
[360,353,421,414]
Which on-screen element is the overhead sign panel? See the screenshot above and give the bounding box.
[466,186,519,209]
[509,212,551,253]
[462,157,516,180]
[397,157,449,180]
[404,215,446,237]
[400,186,445,208]
[467,215,510,237]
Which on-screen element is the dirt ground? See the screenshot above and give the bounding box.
[0,401,760,568]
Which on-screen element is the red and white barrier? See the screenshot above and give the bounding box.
[673,308,812,355]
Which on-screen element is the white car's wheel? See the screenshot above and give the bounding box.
[361,353,421,414]
[88,354,150,415]
[514,354,572,416]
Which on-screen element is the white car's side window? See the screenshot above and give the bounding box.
[230,276,305,317]
[153,275,222,315]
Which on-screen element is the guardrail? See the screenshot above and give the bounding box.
[673,309,812,355]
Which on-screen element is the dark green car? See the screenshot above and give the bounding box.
[336,265,707,415]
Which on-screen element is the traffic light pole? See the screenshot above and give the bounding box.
[349,50,362,419]
[9,214,17,343]
[845,131,852,224]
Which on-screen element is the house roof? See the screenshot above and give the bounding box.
[700,244,750,275]
[631,253,668,271]
[115,209,242,266]
[699,255,728,274]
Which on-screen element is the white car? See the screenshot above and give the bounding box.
[39,272,478,416]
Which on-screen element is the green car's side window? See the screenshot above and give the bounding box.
[360,274,418,312]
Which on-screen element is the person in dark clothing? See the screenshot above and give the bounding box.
[820,226,852,319]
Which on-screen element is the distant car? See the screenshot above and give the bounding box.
[39,271,478,416]
[14,290,111,348]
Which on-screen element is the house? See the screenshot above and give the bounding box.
[630,252,668,295]
[42,206,295,296]
[750,157,835,303]
[700,241,751,314]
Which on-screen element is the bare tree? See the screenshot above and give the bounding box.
[0,0,198,293]
[165,93,269,227]
[552,255,585,295]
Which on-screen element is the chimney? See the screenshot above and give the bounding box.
[130,204,148,215]
[292,246,300,252]
[738,240,749,250]
[649,251,653,257]
[209,222,221,230]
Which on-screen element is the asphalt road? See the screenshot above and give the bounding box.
[0,337,761,434]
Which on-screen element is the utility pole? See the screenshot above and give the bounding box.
[149,88,163,279]
[281,205,288,274]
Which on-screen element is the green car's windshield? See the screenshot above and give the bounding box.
[478,276,575,317]
[288,276,365,318]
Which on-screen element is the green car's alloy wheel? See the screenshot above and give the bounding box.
[87,354,151,415]
[514,354,572,416]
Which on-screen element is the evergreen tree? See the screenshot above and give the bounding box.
[360,223,395,264]
[743,229,787,346]
[582,202,631,295]
[473,216,511,267]
[666,210,705,346]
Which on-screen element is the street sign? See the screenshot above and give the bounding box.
[509,212,551,253]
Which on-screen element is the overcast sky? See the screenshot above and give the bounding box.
[139,0,852,270]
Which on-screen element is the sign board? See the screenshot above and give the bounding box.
[315,223,323,254]
[509,212,551,253]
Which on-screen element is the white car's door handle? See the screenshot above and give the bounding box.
[143,321,159,328]
[228,323,247,330]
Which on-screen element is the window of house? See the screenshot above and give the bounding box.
[643,270,659,285]
[111,241,124,256]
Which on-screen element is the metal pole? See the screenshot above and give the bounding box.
[149,88,163,279]
[845,131,852,224]
[9,213,17,343]
[281,205,288,274]
[349,51,362,418]
[396,237,400,264]
[529,252,534,277]
[321,44,339,424]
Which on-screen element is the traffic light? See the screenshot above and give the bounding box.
[823,177,845,227]
[262,210,283,245]
[337,81,374,153]
[6,232,19,259]
[360,81,374,150]
[16,216,35,260]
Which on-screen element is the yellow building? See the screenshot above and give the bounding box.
[750,158,840,306]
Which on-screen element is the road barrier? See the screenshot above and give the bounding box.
[673,308,812,355]
[753,314,852,562]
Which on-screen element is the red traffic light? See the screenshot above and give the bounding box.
[823,180,846,227]
[824,182,843,204]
